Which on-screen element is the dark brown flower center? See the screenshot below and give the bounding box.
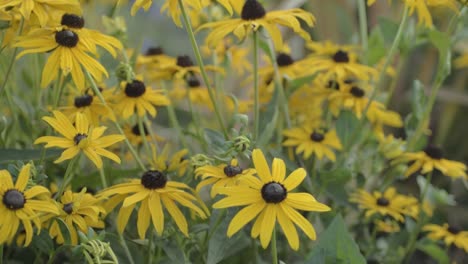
[447,226,460,234]
[186,75,201,88]
[55,30,79,47]
[141,170,167,189]
[326,80,340,90]
[376,197,390,206]
[423,145,443,160]
[73,133,88,145]
[145,46,164,56]
[176,55,194,68]
[74,94,93,108]
[332,50,349,63]
[350,86,365,97]
[310,132,325,142]
[223,165,243,177]
[63,202,73,214]
[276,53,294,67]
[241,0,266,20]
[131,124,149,136]
[261,182,287,203]
[61,14,85,29]
[125,80,146,97]
[3,190,25,210]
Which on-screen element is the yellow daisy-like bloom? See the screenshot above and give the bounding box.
[287,85,324,127]
[405,0,459,28]
[349,188,418,222]
[149,55,222,81]
[423,224,468,252]
[14,14,122,90]
[454,53,468,68]
[170,76,212,106]
[0,0,81,26]
[392,145,467,178]
[123,123,163,146]
[374,219,401,233]
[195,159,256,197]
[0,164,59,246]
[306,41,377,81]
[110,78,170,119]
[149,144,189,177]
[202,39,252,75]
[136,46,176,70]
[34,111,125,168]
[60,87,115,126]
[46,189,105,245]
[198,0,315,50]
[213,149,331,250]
[366,103,403,139]
[98,170,207,238]
[283,127,342,161]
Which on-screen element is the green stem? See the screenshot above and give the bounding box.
[177,0,228,139]
[137,114,152,158]
[118,229,135,264]
[162,85,189,150]
[55,156,78,199]
[147,229,154,264]
[357,0,368,64]
[53,72,65,108]
[253,31,260,142]
[84,70,146,171]
[0,19,24,95]
[271,226,278,264]
[186,90,208,152]
[0,245,3,264]
[98,167,108,188]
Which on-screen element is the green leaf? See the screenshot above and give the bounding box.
[416,240,449,264]
[416,176,456,206]
[428,29,452,80]
[410,80,427,120]
[378,17,399,45]
[0,148,61,163]
[319,169,352,205]
[204,128,227,153]
[159,239,187,263]
[257,87,279,147]
[154,107,192,128]
[335,111,359,148]
[0,20,10,30]
[207,209,249,264]
[367,27,386,65]
[287,74,318,93]
[55,218,73,245]
[307,214,366,264]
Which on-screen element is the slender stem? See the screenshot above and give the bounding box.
[0,19,24,94]
[177,0,228,139]
[118,228,135,264]
[98,167,108,188]
[271,226,278,264]
[53,72,65,108]
[0,245,3,264]
[186,91,208,152]
[55,156,78,199]
[84,70,146,170]
[137,114,152,158]
[162,85,189,150]
[147,229,154,264]
[253,31,260,142]
[357,0,368,64]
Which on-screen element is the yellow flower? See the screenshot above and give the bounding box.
[202,39,252,75]
[423,223,468,252]
[198,0,315,50]
[149,144,189,177]
[34,111,125,168]
[378,134,406,160]
[0,164,59,246]
[14,14,122,90]
[0,0,81,26]
[366,104,403,139]
[454,53,468,68]
[98,170,207,238]
[405,0,459,28]
[46,189,105,245]
[283,127,342,161]
[349,188,418,222]
[110,78,170,119]
[374,219,401,233]
[213,149,330,250]
[124,123,163,147]
[392,145,467,179]
[149,55,222,81]
[195,159,256,197]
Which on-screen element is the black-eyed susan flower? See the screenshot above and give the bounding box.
[149,144,189,177]
[60,87,115,125]
[423,224,468,252]
[170,75,212,106]
[0,164,59,246]
[46,189,105,245]
[306,41,377,81]
[195,159,256,197]
[98,170,207,238]
[283,127,342,161]
[0,0,81,26]
[198,0,316,50]
[110,78,170,119]
[392,145,467,179]
[14,13,122,90]
[34,111,125,168]
[150,55,221,81]
[202,39,252,75]
[124,123,163,146]
[213,149,330,250]
[349,188,418,222]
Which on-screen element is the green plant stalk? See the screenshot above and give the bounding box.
[55,156,78,200]
[403,172,433,262]
[162,85,189,150]
[253,31,260,143]
[177,0,228,139]
[357,0,368,64]
[186,90,208,152]
[271,226,278,264]
[84,70,146,170]
[98,167,108,188]
[116,223,135,264]
[137,114,152,158]
[147,229,155,264]
[0,19,24,96]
